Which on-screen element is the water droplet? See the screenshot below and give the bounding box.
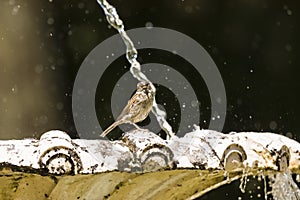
[35,64,44,74]
[237,99,242,105]
[56,102,64,110]
[12,5,21,15]
[185,6,193,14]
[47,17,55,25]
[276,22,281,28]
[12,85,18,94]
[9,0,15,5]
[145,22,153,29]
[285,44,292,52]
[296,175,300,182]
[283,5,293,16]
[257,193,261,198]
[78,2,84,9]
[269,121,277,130]
[57,58,64,66]
[191,100,198,108]
[286,132,293,138]
[126,49,138,61]
[239,168,250,193]
[257,186,261,189]
[39,115,48,124]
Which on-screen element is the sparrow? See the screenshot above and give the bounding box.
[100,82,155,137]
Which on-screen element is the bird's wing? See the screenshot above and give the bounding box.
[117,92,147,121]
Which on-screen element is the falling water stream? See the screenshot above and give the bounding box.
[96,0,300,199]
[236,169,300,200]
[268,170,300,200]
[96,0,175,139]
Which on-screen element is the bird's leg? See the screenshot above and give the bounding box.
[129,122,143,131]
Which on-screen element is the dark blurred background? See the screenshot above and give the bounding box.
[0,0,299,141]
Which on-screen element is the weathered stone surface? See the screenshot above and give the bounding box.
[49,172,136,200]
[2,129,300,175]
[106,170,226,200]
[0,168,243,200]
[1,168,299,200]
[0,170,57,200]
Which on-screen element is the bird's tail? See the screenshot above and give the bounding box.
[100,120,123,137]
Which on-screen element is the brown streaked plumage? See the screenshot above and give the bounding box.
[100,82,155,137]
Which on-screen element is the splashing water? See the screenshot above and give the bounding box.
[268,170,300,200]
[96,0,300,199]
[237,169,300,200]
[239,167,250,193]
[96,0,175,139]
